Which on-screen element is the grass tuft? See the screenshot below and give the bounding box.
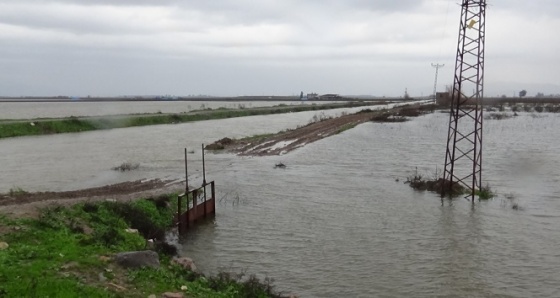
[8,187,28,197]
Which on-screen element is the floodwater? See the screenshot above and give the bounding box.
[1,105,559,297]
[0,100,331,120]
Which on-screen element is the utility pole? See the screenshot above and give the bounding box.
[431,63,445,101]
[442,0,487,202]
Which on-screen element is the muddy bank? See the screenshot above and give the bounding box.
[207,103,437,156]
[0,179,184,218]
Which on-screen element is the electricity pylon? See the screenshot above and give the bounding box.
[431,63,444,100]
[442,0,487,202]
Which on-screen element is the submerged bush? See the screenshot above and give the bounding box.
[207,271,284,298]
[476,184,495,200]
[112,162,140,171]
[405,175,465,197]
[8,187,28,197]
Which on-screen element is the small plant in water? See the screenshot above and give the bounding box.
[112,162,140,172]
[8,186,28,197]
[475,184,495,200]
[405,167,465,197]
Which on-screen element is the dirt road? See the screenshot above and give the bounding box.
[209,103,435,156]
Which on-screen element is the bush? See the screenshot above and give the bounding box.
[476,184,495,200]
[207,271,283,298]
[112,162,140,171]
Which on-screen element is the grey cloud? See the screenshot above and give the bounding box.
[493,0,560,17]
[0,0,558,96]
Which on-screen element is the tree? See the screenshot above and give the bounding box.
[519,90,527,97]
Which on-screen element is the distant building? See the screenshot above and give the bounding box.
[319,94,342,100]
[307,93,318,99]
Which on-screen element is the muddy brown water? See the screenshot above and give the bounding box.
[1,105,559,297]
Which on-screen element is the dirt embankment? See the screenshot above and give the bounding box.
[0,179,185,218]
[208,103,437,156]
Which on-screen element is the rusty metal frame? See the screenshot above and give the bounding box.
[443,0,486,201]
[177,145,216,234]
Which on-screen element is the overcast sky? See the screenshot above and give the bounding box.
[0,0,558,97]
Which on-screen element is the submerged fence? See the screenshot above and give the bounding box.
[175,146,216,235]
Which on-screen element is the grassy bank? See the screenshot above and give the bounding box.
[0,101,379,139]
[0,195,286,297]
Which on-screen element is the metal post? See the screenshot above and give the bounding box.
[177,195,182,234]
[184,148,189,193]
[192,189,198,223]
[211,181,216,214]
[202,144,208,216]
[202,144,207,199]
[184,148,190,232]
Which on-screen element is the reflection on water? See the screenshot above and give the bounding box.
[1,109,560,296]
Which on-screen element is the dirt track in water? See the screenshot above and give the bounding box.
[0,103,435,217]
[211,103,435,156]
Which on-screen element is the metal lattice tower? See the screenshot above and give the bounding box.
[431,63,445,100]
[442,0,486,201]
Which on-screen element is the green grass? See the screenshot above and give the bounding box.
[0,195,285,297]
[0,102,376,139]
[0,117,97,138]
[240,133,275,142]
[336,123,357,134]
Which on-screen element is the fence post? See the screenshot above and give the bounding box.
[177,195,182,234]
[193,189,198,223]
[211,181,216,214]
[185,194,189,230]
[202,144,208,218]
[185,148,189,193]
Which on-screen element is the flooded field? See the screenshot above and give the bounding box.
[0,100,333,120]
[1,106,559,297]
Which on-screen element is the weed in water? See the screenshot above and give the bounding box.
[476,184,495,200]
[111,162,140,172]
[207,270,283,298]
[8,187,28,197]
[405,168,465,197]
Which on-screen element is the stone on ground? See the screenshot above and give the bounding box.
[171,256,197,272]
[114,250,160,269]
[162,292,184,298]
